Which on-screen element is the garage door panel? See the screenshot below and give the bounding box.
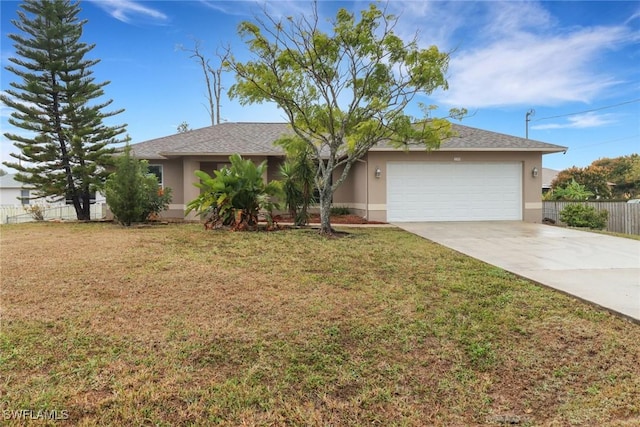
[387,162,522,222]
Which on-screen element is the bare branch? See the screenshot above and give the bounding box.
[179,39,230,126]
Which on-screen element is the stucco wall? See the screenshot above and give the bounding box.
[0,188,24,206]
[155,150,544,223]
[332,160,368,217]
[267,157,285,183]
[159,155,277,220]
[341,150,544,223]
[144,158,184,218]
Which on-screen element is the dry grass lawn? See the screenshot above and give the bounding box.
[1,222,639,426]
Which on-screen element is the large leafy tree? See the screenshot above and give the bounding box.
[551,154,640,200]
[228,3,464,234]
[2,0,127,220]
[551,166,611,199]
[592,154,640,198]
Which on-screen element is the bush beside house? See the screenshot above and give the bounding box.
[105,145,172,226]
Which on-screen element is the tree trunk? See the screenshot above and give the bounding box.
[318,187,333,235]
[71,193,91,221]
[70,194,82,220]
[81,192,91,220]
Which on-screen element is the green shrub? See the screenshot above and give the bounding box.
[330,206,351,215]
[277,137,316,226]
[559,204,608,229]
[186,154,282,230]
[105,145,172,226]
[144,186,173,220]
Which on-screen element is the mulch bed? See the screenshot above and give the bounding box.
[273,214,387,225]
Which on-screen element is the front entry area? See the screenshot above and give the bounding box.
[386,162,523,222]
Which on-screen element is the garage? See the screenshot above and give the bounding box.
[386,162,523,222]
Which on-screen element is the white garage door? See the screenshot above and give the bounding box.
[387,162,522,222]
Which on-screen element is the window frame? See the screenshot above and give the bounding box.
[148,164,164,188]
[20,189,30,205]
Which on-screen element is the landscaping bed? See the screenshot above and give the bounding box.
[272,213,387,225]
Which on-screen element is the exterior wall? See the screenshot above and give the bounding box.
[332,160,367,217]
[267,157,285,183]
[0,188,24,205]
[153,151,544,223]
[342,151,543,223]
[159,155,277,220]
[146,158,185,219]
[0,188,67,207]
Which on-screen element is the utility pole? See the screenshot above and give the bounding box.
[525,109,535,139]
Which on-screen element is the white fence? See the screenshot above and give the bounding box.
[543,201,640,235]
[1,204,106,224]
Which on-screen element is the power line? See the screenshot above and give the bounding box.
[570,135,639,151]
[533,98,640,122]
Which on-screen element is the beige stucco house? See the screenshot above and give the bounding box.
[129,122,566,223]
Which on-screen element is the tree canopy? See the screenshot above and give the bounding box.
[1,0,127,220]
[550,154,640,200]
[228,3,464,234]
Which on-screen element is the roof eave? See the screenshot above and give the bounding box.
[158,151,285,158]
[368,146,568,153]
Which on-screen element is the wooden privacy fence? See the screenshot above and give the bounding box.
[543,201,640,235]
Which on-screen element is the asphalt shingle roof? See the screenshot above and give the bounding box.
[130,122,567,159]
[130,123,291,159]
[0,174,25,189]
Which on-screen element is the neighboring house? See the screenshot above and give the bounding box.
[542,168,560,194]
[130,122,567,223]
[0,173,106,206]
[0,174,32,206]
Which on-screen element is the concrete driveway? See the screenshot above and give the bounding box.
[394,221,640,322]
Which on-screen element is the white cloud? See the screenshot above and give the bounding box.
[198,0,315,20]
[439,25,626,108]
[380,1,635,109]
[1,102,14,120]
[387,1,471,50]
[482,1,554,39]
[531,112,618,130]
[1,91,37,119]
[87,0,168,24]
[197,0,251,16]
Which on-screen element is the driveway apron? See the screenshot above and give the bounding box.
[394,221,640,322]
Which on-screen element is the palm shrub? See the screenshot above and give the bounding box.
[280,161,304,220]
[105,145,172,226]
[277,137,316,226]
[186,154,282,230]
[551,179,594,200]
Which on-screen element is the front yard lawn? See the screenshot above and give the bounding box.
[1,223,638,425]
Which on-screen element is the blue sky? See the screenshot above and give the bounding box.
[1,0,639,172]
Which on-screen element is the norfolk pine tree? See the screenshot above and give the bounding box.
[228,3,465,235]
[2,0,127,220]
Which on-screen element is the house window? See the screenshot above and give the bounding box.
[148,165,163,187]
[20,189,30,205]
